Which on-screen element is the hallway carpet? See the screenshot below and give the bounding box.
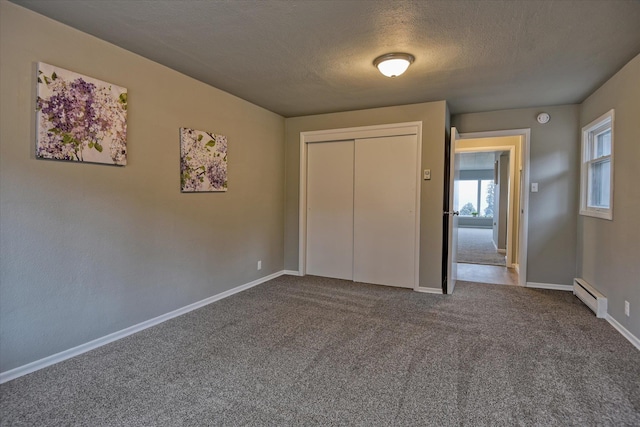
[1,275,638,425]
[457,227,506,266]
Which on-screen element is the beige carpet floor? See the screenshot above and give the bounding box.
[457,227,506,266]
[1,275,638,425]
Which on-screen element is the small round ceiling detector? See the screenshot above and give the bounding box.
[537,112,550,124]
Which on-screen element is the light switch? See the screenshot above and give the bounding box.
[531,182,538,192]
[423,169,431,180]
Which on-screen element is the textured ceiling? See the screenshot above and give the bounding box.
[11,0,640,117]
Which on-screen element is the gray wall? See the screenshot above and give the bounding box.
[0,2,285,372]
[452,105,580,285]
[578,53,640,338]
[284,102,447,290]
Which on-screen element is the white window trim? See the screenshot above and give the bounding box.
[580,109,614,220]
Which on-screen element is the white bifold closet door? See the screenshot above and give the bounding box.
[353,135,417,288]
[305,134,417,288]
[306,140,355,280]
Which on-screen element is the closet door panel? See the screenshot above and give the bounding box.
[306,140,354,280]
[353,135,417,288]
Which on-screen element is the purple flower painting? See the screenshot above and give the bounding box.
[180,128,228,192]
[36,63,127,166]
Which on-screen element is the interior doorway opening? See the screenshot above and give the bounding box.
[455,147,518,286]
[445,128,530,292]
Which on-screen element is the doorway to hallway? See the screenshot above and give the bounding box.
[455,146,518,286]
[444,128,530,292]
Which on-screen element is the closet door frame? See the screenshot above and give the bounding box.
[299,122,423,289]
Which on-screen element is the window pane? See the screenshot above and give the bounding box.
[458,180,478,216]
[480,180,495,218]
[595,130,611,158]
[588,159,610,208]
[581,110,613,219]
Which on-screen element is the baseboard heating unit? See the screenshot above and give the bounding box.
[573,278,607,318]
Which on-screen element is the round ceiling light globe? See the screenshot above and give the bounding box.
[374,53,415,77]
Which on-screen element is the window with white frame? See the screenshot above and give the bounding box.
[580,109,614,220]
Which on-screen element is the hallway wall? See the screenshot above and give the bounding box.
[453,105,580,286]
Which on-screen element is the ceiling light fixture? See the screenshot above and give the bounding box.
[373,53,415,77]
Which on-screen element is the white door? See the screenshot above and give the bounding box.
[353,135,418,288]
[446,127,461,294]
[306,140,354,280]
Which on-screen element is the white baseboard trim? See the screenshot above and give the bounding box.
[606,314,640,351]
[284,270,301,276]
[414,286,443,294]
[526,282,573,291]
[497,249,506,254]
[0,270,286,384]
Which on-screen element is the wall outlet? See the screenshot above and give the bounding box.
[257,260,262,270]
[625,301,630,316]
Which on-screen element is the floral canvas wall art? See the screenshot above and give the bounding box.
[180,128,228,192]
[36,62,128,165]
